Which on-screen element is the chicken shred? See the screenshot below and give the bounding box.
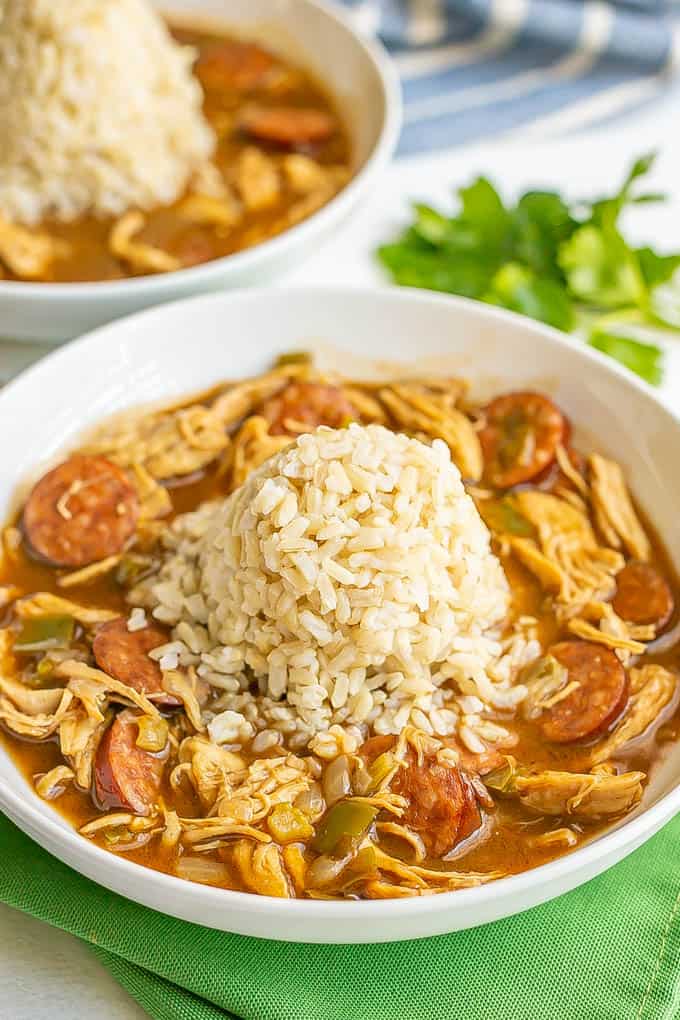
[589,453,651,561]
[589,664,677,765]
[109,211,181,274]
[510,491,624,608]
[515,768,644,818]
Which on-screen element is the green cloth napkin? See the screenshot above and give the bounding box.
[1,811,679,1020]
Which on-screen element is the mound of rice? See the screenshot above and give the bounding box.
[0,0,215,224]
[138,424,538,750]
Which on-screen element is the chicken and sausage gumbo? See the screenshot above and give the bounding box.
[1,359,678,900]
[0,26,350,283]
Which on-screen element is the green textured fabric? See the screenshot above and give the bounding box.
[1,812,680,1020]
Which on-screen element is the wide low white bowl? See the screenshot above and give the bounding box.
[0,0,400,342]
[2,287,680,943]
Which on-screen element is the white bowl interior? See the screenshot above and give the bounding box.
[2,287,680,941]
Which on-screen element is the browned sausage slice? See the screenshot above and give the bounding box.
[260,381,357,436]
[23,455,139,568]
[94,710,168,816]
[360,737,481,857]
[240,106,336,147]
[612,561,674,630]
[479,391,567,489]
[93,617,175,702]
[393,751,481,857]
[195,41,275,91]
[539,641,629,744]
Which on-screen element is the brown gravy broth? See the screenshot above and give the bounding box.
[5,25,351,283]
[1,374,680,897]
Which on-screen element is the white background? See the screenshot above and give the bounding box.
[2,93,680,1019]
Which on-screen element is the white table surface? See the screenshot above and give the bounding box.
[3,97,680,1019]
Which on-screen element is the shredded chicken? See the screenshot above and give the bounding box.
[223,415,292,491]
[281,154,327,194]
[510,491,624,609]
[0,687,73,739]
[234,148,280,211]
[567,617,646,655]
[53,660,161,720]
[161,668,205,732]
[59,709,109,790]
[57,554,123,589]
[378,384,483,481]
[109,211,181,274]
[515,768,644,818]
[0,215,69,280]
[209,366,306,425]
[213,754,315,827]
[231,839,291,897]
[372,846,498,889]
[0,674,65,716]
[16,592,118,624]
[589,454,651,561]
[84,403,230,482]
[172,735,244,810]
[177,191,241,228]
[35,764,75,801]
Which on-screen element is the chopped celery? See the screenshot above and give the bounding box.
[313,799,378,855]
[479,497,535,538]
[484,758,519,794]
[274,351,312,367]
[135,715,169,753]
[14,615,74,652]
[267,803,314,843]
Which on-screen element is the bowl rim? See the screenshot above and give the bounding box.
[2,284,680,930]
[0,0,402,301]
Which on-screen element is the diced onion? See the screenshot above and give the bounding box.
[175,856,231,886]
[322,754,351,807]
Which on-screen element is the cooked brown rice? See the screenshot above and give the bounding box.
[134,424,537,750]
[0,0,215,224]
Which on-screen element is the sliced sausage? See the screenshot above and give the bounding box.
[260,381,357,436]
[94,710,168,816]
[195,41,275,91]
[240,106,336,147]
[441,738,505,777]
[479,391,567,489]
[392,751,481,857]
[93,617,176,703]
[612,561,674,631]
[539,641,629,744]
[360,736,481,857]
[23,455,139,568]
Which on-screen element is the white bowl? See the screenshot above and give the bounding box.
[2,287,680,943]
[0,0,400,342]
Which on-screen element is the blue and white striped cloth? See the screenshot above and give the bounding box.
[344,0,680,153]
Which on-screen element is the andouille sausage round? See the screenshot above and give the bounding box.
[23,455,139,568]
[93,617,174,702]
[612,561,674,631]
[479,391,568,489]
[539,641,629,744]
[94,710,169,816]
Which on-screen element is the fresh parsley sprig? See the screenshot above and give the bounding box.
[376,153,680,384]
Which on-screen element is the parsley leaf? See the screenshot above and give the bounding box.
[484,263,574,331]
[558,225,645,309]
[375,151,677,384]
[637,247,680,288]
[589,330,663,386]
